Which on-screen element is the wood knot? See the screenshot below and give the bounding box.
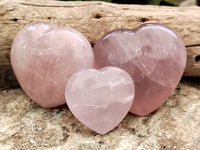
[94,13,102,19]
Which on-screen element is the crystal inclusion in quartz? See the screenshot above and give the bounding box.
[94,23,186,116]
[11,22,95,108]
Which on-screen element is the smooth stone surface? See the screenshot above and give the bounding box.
[0,80,200,150]
[11,22,95,108]
[94,23,186,116]
[65,67,135,134]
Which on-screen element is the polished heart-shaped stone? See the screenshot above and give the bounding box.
[94,23,186,116]
[65,67,135,134]
[11,22,95,108]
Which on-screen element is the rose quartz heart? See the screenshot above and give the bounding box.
[11,22,95,108]
[94,23,186,116]
[65,67,135,134]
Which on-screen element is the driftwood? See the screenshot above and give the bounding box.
[0,0,200,89]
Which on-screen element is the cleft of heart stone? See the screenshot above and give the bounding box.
[65,66,135,135]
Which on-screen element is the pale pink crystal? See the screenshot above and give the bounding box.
[11,22,95,108]
[94,23,186,116]
[65,67,135,134]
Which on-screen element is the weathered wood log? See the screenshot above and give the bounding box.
[0,0,200,89]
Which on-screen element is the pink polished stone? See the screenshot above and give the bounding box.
[94,23,186,116]
[65,67,135,134]
[11,22,95,108]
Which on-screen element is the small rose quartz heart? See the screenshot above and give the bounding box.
[65,67,135,134]
[94,23,187,116]
[11,22,95,108]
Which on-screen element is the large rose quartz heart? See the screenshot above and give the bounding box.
[11,22,95,108]
[65,67,135,134]
[94,23,186,116]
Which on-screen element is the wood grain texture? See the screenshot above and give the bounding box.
[0,0,200,89]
